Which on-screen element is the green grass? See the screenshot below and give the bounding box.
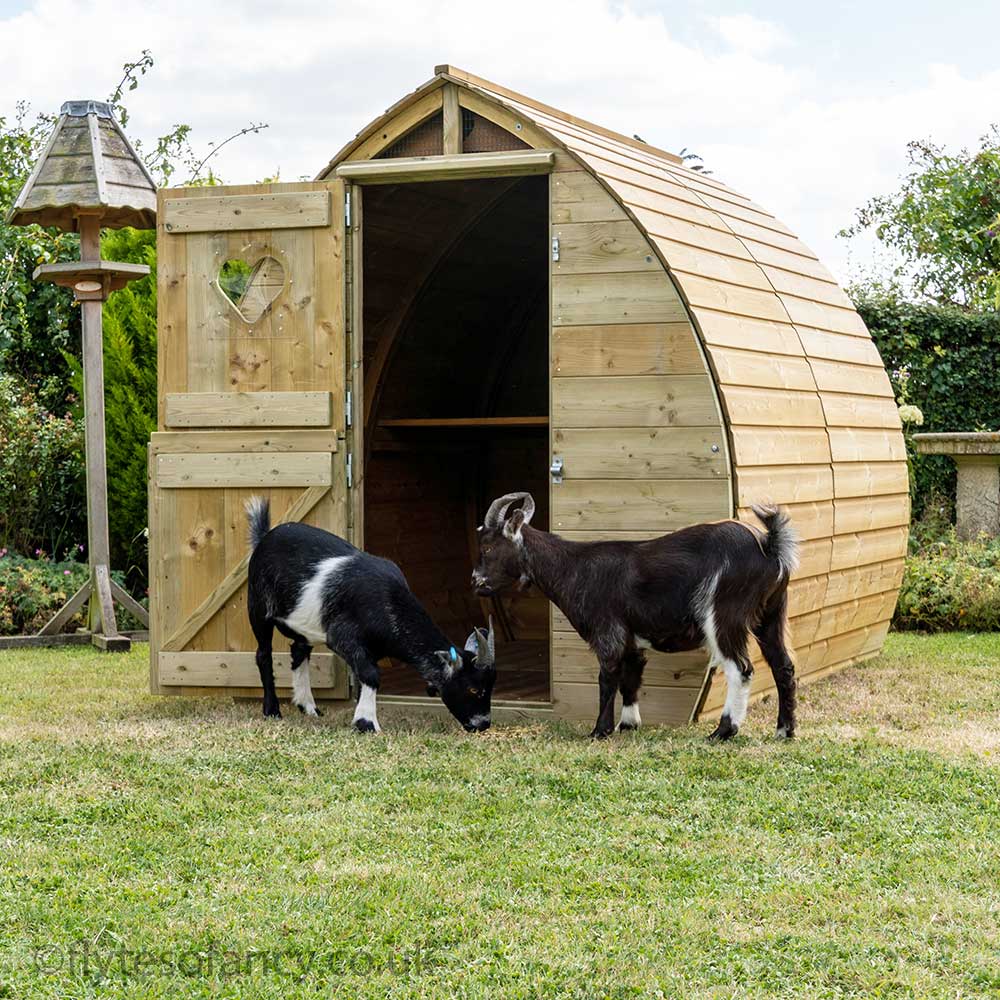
[2,633,1000,998]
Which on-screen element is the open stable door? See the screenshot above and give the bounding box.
[149,181,352,700]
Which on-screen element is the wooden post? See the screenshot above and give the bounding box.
[78,213,127,649]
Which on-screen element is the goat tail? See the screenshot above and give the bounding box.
[751,504,800,579]
[245,495,271,550]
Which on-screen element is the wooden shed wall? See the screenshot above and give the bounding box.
[464,76,908,710]
[322,69,908,722]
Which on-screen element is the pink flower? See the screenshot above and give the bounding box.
[63,569,71,575]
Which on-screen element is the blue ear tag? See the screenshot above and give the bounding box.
[449,646,458,663]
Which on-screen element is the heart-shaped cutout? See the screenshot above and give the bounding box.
[217,254,286,324]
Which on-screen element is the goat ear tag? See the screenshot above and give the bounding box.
[449,646,458,663]
[216,254,286,325]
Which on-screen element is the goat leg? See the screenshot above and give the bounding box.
[590,661,621,739]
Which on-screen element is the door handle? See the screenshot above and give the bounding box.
[550,455,564,484]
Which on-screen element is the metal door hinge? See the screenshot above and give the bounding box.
[344,191,352,227]
[550,455,564,483]
[551,236,560,262]
[346,452,353,488]
[345,389,353,428]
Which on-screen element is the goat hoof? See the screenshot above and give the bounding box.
[589,727,613,740]
[617,722,639,732]
[353,718,378,734]
[708,717,738,742]
[775,725,794,740]
[425,684,439,697]
[263,706,282,720]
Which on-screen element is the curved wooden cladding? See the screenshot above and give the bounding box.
[319,68,908,719]
[483,85,908,691]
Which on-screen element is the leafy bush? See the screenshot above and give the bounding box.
[895,505,1000,631]
[856,293,1000,517]
[0,374,85,558]
[0,551,88,634]
[0,551,146,635]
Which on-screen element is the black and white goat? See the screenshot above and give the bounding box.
[246,498,496,732]
[472,493,799,741]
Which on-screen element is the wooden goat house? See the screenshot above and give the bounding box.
[149,65,908,725]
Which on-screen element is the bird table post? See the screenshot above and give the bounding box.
[7,100,157,652]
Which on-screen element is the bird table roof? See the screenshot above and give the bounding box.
[7,100,156,231]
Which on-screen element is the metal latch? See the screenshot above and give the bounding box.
[550,455,564,483]
[551,236,560,262]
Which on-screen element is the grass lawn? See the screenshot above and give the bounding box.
[2,634,1000,999]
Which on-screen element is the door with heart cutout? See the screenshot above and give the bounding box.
[149,180,352,701]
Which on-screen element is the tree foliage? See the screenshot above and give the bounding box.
[0,51,266,589]
[843,129,1000,309]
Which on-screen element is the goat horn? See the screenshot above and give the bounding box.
[484,492,530,528]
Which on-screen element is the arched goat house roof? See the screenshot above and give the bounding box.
[318,65,908,724]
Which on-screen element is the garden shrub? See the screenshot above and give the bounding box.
[894,499,1000,632]
[0,374,86,558]
[0,551,145,635]
[0,551,88,634]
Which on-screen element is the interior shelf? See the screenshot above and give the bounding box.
[378,416,548,428]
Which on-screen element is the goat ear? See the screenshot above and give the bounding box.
[463,629,479,655]
[435,648,459,677]
[503,508,526,541]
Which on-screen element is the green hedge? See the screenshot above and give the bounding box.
[856,295,1000,517]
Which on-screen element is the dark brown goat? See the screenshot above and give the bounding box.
[472,493,799,740]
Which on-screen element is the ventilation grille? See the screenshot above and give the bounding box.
[377,113,443,158]
[462,110,530,153]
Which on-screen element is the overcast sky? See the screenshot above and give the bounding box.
[3,0,999,282]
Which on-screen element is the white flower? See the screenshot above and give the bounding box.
[898,404,924,426]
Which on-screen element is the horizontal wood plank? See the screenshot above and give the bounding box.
[828,427,907,463]
[150,430,339,454]
[553,632,709,688]
[165,391,333,428]
[337,150,555,184]
[735,465,834,506]
[552,272,688,326]
[553,426,728,479]
[552,480,731,531]
[159,651,346,694]
[721,385,826,427]
[163,191,331,233]
[553,220,657,274]
[552,680,700,727]
[833,461,910,499]
[729,427,831,467]
[156,452,333,488]
[550,171,628,224]
[834,494,911,534]
[552,323,704,376]
[830,525,909,571]
[553,375,718,427]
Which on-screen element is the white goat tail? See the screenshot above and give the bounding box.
[245,495,271,550]
[751,504,800,578]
